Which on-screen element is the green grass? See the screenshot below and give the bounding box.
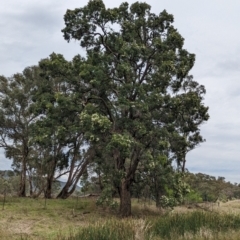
[150,211,240,239]
[0,196,99,239]
[59,220,136,240]
[2,196,240,239]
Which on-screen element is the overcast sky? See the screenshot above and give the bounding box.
[0,0,240,182]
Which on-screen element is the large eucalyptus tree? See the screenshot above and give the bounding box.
[60,0,209,217]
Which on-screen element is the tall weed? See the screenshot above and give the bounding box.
[61,219,135,240]
[150,211,240,239]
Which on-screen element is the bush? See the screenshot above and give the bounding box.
[184,190,203,203]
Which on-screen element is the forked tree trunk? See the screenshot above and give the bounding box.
[57,180,80,199]
[57,158,89,199]
[57,182,72,199]
[116,149,141,217]
[44,155,58,199]
[119,179,131,217]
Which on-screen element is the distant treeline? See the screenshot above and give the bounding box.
[1,170,239,206]
[184,172,240,202]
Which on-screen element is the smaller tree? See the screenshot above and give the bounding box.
[31,53,91,198]
[0,67,41,197]
[169,76,209,172]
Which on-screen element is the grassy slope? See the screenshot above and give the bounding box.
[1,197,240,239]
[0,197,99,239]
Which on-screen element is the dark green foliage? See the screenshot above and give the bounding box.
[62,0,209,216]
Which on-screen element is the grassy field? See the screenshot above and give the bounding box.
[1,196,240,239]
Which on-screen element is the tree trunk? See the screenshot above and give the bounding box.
[18,145,29,197]
[119,179,131,217]
[45,177,53,198]
[44,154,59,198]
[57,182,72,199]
[18,176,26,197]
[156,190,163,208]
[56,158,89,199]
[154,178,161,208]
[29,178,33,197]
[18,158,27,197]
[182,158,186,172]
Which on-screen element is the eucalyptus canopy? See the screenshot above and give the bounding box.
[62,0,209,217]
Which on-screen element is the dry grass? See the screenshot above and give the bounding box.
[1,197,240,239]
[173,199,240,215]
[0,196,101,239]
[167,229,240,240]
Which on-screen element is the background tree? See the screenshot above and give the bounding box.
[31,53,91,198]
[184,173,240,202]
[169,76,209,172]
[0,67,41,197]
